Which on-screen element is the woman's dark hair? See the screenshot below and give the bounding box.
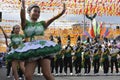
[11,26,15,34]
[27,4,40,13]
[11,25,19,34]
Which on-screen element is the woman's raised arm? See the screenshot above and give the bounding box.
[0,26,9,38]
[20,0,26,30]
[44,3,66,29]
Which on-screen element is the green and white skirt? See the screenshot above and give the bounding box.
[6,40,61,61]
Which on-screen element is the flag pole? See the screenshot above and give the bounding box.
[82,0,86,41]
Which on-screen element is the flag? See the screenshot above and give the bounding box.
[89,21,95,38]
[92,19,98,36]
[99,22,103,35]
[103,28,110,37]
[83,30,91,38]
[100,27,106,37]
[97,22,100,35]
[97,22,103,35]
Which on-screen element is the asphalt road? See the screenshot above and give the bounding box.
[0,67,120,80]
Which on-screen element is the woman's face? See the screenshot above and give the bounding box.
[29,7,40,21]
[14,25,20,34]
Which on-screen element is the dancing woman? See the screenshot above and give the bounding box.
[14,0,66,80]
[0,25,25,80]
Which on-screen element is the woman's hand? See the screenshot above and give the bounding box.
[20,0,25,9]
[44,2,66,29]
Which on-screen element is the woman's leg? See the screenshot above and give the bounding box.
[19,61,25,75]
[12,60,19,80]
[6,61,12,77]
[25,61,37,80]
[40,58,55,80]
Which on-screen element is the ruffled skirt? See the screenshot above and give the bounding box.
[6,40,61,61]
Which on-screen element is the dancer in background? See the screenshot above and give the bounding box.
[0,25,25,80]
